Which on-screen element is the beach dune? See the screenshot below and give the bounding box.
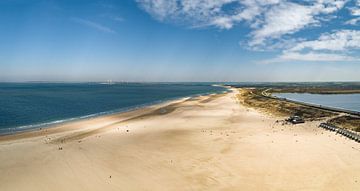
[0,89,359,190]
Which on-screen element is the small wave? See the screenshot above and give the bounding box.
[1,87,227,135]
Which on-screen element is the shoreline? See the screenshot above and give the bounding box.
[0,88,229,137]
[0,97,186,142]
[0,91,229,142]
[0,97,186,136]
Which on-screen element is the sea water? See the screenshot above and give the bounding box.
[0,83,226,134]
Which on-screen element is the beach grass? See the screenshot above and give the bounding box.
[328,115,360,132]
[236,88,336,119]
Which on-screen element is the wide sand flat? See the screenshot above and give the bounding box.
[0,89,359,191]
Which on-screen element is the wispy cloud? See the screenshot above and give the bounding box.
[346,0,360,25]
[290,30,360,52]
[349,0,360,15]
[99,13,125,23]
[71,17,115,33]
[345,17,360,25]
[259,30,360,63]
[137,0,360,64]
[248,2,318,47]
[137,0,348,47]
[136,0,269,28]
[248,0,346,47]
[112,16,124,22]
[260,52,359,64]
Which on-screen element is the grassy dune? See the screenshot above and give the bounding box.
[236,88,336,119]
[237,88,360,133]
[328,116,360,132]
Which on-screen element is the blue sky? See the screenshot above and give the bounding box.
[0,0,360,82]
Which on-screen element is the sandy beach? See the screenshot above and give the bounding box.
[0,88,359,191]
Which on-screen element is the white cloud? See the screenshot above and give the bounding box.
[314,0,347,14]
[136,0,179,21]
[249,2,317,46]
[137,0,360,63]
[349,0,360,15]
[346,0,360,25]
[249,0,347,47]
[345,17,360,24]
[71,18,116,33]
[260,30,360,63]
[136,0,280,28]
[259,51,359,64]
[290,30,360,51]
[136,0,240,26]
[350,7,360,15]
[137,0,349,48]
[209,0,280,29]
[279,52,358,61]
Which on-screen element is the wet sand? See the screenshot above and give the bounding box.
[0,89,359,190]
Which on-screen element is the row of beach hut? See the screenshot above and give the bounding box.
[319,123,360,143]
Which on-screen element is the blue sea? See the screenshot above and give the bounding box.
[0,83,226,134]
[274,93,360,112]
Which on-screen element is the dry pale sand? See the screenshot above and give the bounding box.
[0,89,360,191]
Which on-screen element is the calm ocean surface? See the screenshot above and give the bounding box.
[274,93,360,112]
[0,83,226,134]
